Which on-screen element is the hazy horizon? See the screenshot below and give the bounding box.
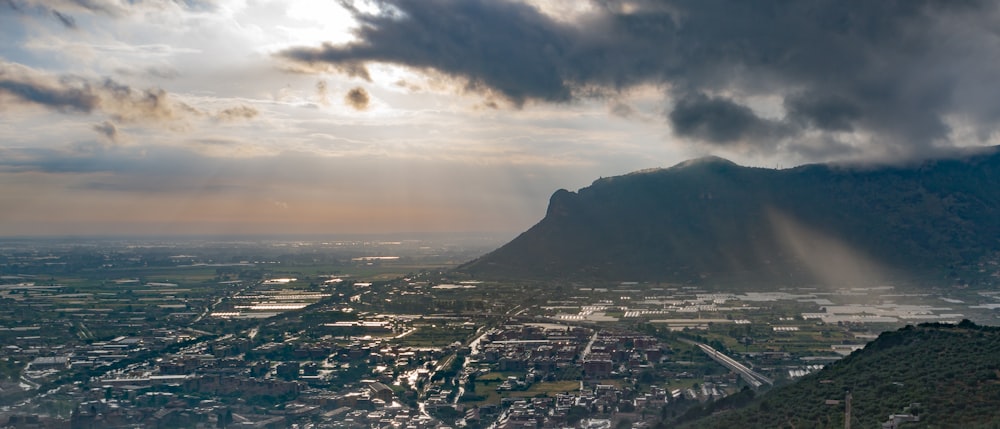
[4,0,1000,236]
[0,230,519,242]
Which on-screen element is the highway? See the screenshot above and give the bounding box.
[694,342,773,388]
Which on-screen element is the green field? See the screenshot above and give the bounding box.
[393,322,477,347]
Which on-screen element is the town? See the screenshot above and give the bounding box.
[1,238,998,428]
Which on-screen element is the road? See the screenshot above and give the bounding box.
[580,331,599,360]
[445,305,523,406]
[689,341,773,388]
[194,280,257,323]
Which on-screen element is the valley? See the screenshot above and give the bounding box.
[1,237,997,428]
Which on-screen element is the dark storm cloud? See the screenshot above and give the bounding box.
[783,92,862,133]
[62,0,122,16]
[279,0,1000,158]
[2,0,123,21]
[345,87,369,110]
[51,10,76,28]
[213,105,259,122]
[92,120,119,143]
[2,0,21,11]
[3,0,219,24]
[1,61,257,132]
[608,101,635,119]
[96,78,197,122]
[0,75,98,112]
[669,93,791,146]
[0,61,175,119]
[280,0,576,105]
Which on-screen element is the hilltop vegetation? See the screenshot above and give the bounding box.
[459,148,1000,287]
[679,321,1000,428]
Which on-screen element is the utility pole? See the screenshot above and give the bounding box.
[844,391,852,429]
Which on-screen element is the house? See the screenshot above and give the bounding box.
[367,381,395,403]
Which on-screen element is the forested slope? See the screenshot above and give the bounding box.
[681,321,1000,428]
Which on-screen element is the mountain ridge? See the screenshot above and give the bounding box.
[458,147,1000,287]
[678,321,1000,428]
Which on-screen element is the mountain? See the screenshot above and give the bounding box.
[678,321,1000,428]
[458,148,1000,286]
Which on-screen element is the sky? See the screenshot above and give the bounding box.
[2,0,1000,237]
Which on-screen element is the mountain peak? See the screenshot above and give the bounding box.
[459,149,1000,285]
[670,155,738,169]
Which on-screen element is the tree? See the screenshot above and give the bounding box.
[217,409,233,428]
[566,406,590,425]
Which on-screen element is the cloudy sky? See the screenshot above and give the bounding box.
[2,0,1000,237]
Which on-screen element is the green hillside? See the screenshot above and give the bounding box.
[680,321,1000,428]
